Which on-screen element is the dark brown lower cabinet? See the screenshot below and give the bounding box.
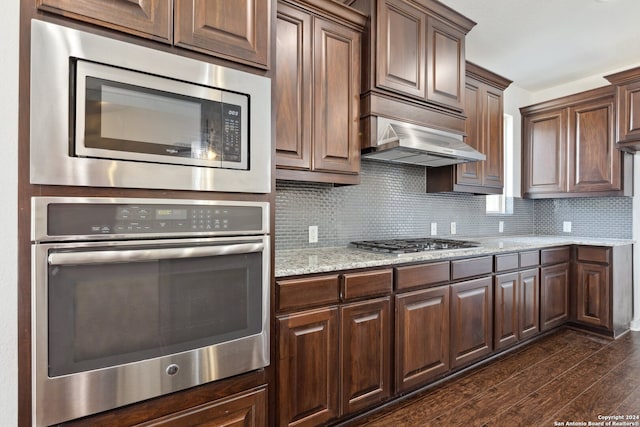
[450,277,493,369]
[395,286,450,393]
[494,272,519,350]
[519,268,540,340]
[540,262,570,331]
[134,387,267,427]
[576,262,610,329]
[340,298,391,415]
[277,307,339,427]
[494,268,540,351]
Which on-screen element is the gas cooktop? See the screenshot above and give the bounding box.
[350,238,480,255]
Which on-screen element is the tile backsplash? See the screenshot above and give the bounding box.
[275,161,634,250]
[276,161,536,250]
[534,197,632,239]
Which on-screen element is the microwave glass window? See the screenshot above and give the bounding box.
[82,76,245,168]
[47,250,262,377]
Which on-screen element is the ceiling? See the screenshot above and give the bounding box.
[438,0,640,92]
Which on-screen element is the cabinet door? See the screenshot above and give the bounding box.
[522,109,567,196]
[540,263,570,331]
[482,86,505,188]
[616,80,640,147]
[375,0,427,99]
[37,0,172,41]
[277,308,339,427]
[312,17,361,174]
[340,298,391,415]
[568,95,621,193]
[494,273,518,351]
[519,268,540,340]
[456,77,483,186]
[174,0,270,68]
[450,277,493,369]
[395,286,450,392]
[275,3,312,170]
[576,262,611,329]
[134,388,267,427]
[426,17,465,111]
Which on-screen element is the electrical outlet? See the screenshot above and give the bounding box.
[308,225,318,243]
[563,221,572,233]
[499,221,504,233]
[430,222,437,236]
[450,222,456,235]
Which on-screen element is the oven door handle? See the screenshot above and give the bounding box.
[47,242,264,266]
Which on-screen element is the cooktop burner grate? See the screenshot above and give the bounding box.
[350,238,480,254]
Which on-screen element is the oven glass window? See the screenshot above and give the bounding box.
[47,250,262,377]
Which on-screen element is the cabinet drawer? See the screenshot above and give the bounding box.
[494,253,519,272]
[277,275,340,312]
[577,246,611,264]
[451,256,493,281]
[540,247,571,265]
[342,269,393,300]
[395,261,450,291]
[519,250,540,268]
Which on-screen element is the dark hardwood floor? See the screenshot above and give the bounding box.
[341,328,640,427]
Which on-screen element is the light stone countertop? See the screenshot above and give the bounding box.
[274,235,634,277]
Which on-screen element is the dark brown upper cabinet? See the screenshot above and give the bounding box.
[605,66,640,152]
[37,0,271,69]
[347,0,475,143]
[275,0,365,185]
[427,62,512,194]
[521,86,632,198]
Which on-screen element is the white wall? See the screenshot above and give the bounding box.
[632,153,640,331]
[502,84,534,198]
[0,2,19,426]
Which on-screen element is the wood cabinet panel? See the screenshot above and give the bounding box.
[342,269,393,300]
[541,247,571,266]
[455,77,483,186]
[375,0,426,98]
[395,286,450,392]
[395,261,450,291]
[275,4,312,170]
[134,388,267,427]
[519,268,540,340]
[275,1,364,184]
[605,66,640,151]
[568,95,620,193]
[522,109,567,196]
[494,272,518,350]
[277,307,339,427]
[37,0,172,41]
[450,277,493,368]
[174,0,270,68]
[576,262,611,329]
[340,298,391,415]
[577,246,611,264]
[519,250,540,268]
[451,256,493,281]
[540,262,570,331]
[313,17,361,174]
[276,275,339,312]
[426,18,464,111]
[495,253,519,273]
[483,86,505,187]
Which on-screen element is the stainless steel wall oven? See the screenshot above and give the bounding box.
[31,197,270,426]
[30,20,271,193]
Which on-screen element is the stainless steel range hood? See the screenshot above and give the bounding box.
[361,117,485,167]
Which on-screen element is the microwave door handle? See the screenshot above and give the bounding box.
[47,242,264,266]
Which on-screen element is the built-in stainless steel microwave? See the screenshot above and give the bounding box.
[30,20,271,193]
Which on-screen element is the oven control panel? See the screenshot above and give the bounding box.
[33,198,269,240]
